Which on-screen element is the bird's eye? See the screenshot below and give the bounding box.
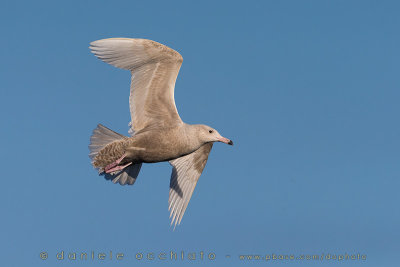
[209,130,213,133]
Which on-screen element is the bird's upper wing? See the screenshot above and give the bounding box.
[168,143,214,228]
[90,38,183,133]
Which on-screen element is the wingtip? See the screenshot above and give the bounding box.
[89,39,109,52]
[89,39,106,46]
[170,219,179,230]
[88,43,97,54]
[89,40,100,49]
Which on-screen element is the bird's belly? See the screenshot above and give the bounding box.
[138,144,188,163]
[125,138,193,163]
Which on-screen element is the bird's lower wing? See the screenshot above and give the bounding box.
[168,143,214,228]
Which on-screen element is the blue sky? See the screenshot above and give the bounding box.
[1,0,399,266]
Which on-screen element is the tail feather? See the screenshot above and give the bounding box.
[89,124,142,186]
[105,163,142,186]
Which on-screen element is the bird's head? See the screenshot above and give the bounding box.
[196,125,233,145]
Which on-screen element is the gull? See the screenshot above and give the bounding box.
[88,38,233,228]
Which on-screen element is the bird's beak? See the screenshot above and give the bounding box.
[218,137,233,146]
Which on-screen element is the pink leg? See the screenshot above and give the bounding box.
[104,153,127,173]
[105,162,132,174]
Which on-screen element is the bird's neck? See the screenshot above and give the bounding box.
[182,124,204,151]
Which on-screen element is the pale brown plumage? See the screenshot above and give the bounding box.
[88,38,233,228]
[93,139,126,171]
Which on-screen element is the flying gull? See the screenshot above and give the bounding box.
[88,38,233,228]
